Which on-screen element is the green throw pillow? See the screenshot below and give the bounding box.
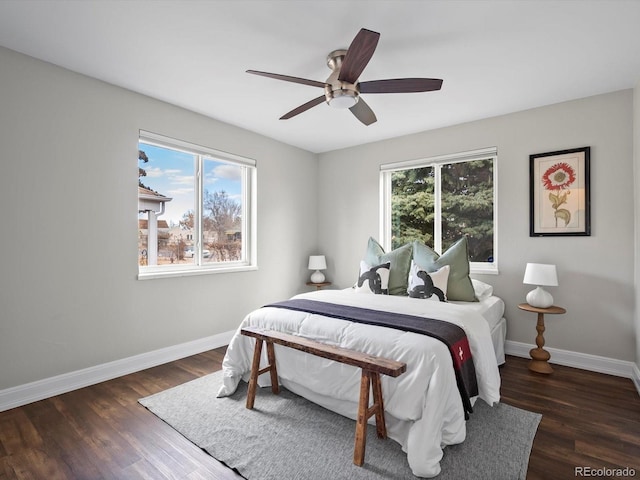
[364,238,413,296]
[412,236,477,302]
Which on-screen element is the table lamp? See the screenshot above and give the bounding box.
[523,263,558,308]
[308,255,327,283]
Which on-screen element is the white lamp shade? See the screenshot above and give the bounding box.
[308,255,327,270]
[523,263,558,287]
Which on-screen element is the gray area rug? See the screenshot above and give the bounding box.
[140,371,541,479]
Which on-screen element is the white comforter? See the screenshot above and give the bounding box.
[218,289,501,478]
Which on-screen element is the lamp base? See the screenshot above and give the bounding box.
[310,270,325,284]
[526,286,553,308]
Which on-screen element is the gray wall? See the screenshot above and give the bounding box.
[318,90,636,362]
[0,47,318,390]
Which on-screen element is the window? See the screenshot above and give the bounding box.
[138,131,256,279]
[380,147,497,274]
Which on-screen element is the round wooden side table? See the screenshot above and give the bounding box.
[517,303,566,374]
[306,281,332,290]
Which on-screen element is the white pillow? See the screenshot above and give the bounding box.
[407,262,450,301]
[471,279,494,301]
[355,261,390,294]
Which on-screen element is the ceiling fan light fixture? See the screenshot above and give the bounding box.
[325,83,359,109]
[328,91,358,109]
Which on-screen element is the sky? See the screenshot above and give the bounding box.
[139,142,242,226]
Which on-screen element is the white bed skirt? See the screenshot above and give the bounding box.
[491,317,507,365]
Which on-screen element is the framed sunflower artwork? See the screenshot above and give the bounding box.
[529,146,591,237]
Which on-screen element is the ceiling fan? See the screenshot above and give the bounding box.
[247,28,443,126]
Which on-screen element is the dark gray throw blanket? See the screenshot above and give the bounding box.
[265,299,478,417]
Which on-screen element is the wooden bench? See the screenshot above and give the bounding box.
[240,326,407,466]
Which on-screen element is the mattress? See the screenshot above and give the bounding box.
[450,296,507,365]
[449,295,505,331]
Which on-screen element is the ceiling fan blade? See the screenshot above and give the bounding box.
[349,98,377,126]
[338,28,380,84]
[280,95,326,120]
[247,70,326,88]
[359,78,443,94]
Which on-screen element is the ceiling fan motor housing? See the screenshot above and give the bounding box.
[325,49,359,108]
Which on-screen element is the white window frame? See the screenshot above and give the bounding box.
[380,147,498,275]
[138,130,257,280]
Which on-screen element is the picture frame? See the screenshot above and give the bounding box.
[529,146,590,237]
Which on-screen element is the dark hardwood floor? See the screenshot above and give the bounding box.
[1,348,639,479]
[500,356,640,480]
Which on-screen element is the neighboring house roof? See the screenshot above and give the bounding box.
[138,186,172,213]
[138,186,170,200]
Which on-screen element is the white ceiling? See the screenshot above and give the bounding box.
[1,1,639,153]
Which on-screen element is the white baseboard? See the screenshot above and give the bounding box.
[505,340,639,383]
[0,330,236,413]
[632,363,640,397]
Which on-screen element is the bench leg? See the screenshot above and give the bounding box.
[354,370,371,466]
[354,370,388,466]
[246,338,263,409]
[371,372,387,439]
[265,341,280,395]
[246,339,280,410]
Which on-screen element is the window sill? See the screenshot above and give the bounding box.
[138,264,258,280]
[470,264,499,275]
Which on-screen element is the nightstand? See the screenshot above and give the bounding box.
[517,303,566,374]
[306,281,331,290]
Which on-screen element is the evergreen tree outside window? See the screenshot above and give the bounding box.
[137,131,257,279]
[381,147,497,274]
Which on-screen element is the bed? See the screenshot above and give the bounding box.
[218,287,503,478]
